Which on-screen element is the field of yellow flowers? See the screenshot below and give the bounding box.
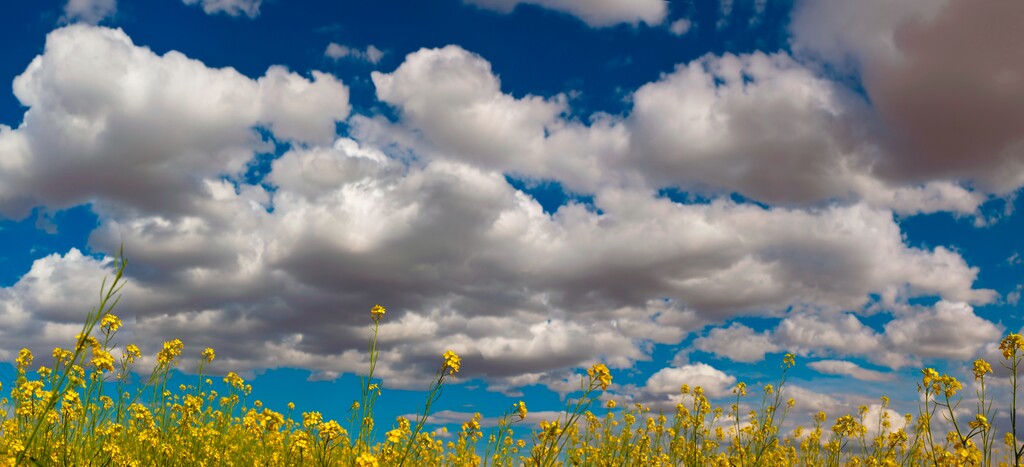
[3,253,1024,466]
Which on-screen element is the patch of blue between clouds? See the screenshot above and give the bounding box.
[503,175,600,216]
[899,195,1024,323]
[0,205,99,287]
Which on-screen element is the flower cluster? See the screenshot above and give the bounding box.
[442,350,461,375]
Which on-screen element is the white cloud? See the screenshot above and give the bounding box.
[693,322,779,363]
[644,363,736,399]
[371,46,564,169]
[463,0,667,27]
[775,312,884,358]
[326,43,386,64]
[63,0,117,24]
[884,301,1002,360]
[806,360,894,382]
[668,18,692,36]
[627,51,983,214]
[774,300,1001,369]
[257,66,351,144]
[182,0,262,17]
[0,25,348,218]
[371,45,985,215]
[1008,284,1022,306]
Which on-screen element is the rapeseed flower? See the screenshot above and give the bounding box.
[1001,333,1023,360]
[15,348,32,369]
[90,348,115,373]
[125,344,141,363]
[224,372,245,390]
[156,339,184,365]
[100,313,122,332]
[516,401,528,420]
[355,452,379,467]
[371,304,386,322]
[443,350,461,375]
[587,363,612,391]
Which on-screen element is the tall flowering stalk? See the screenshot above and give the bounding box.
[972,359,995,467]
[529,363,611,467]
[1002,333,1024,466]
[355,304,387,453]
[15,247,127,466]
[394,349,462,466]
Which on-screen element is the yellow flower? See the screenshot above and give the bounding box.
[973,359,993,380]
[370,304,386,322]
[355,452,378,467]
[606,399,617,409]
[515,401,528,420]
[125,344,141,363]
[302,411,323,429]
[15,348,32,369]
[202,347,215,363]
[733,382,747,397]
[463,413,482,432]
[224,372,245,390]
[783,353,795,368]
[101,313,122,332]
[1001,333,1024,360]
[322,420,345,441]
[443,350,461,375]
[157,339,184,365]
[921,368,939,388]
[587,363,612,391]
[91,348,115,373]
[969,414,990,431]
[386,429,403,443]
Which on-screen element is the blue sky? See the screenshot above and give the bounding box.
[1,0,1023,435]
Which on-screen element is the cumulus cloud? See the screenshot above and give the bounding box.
[641,363,736,408]
[182,0,261,18]
[371,46,573,176]
[775,312,884,358]
[0,25,348,219]
[326,43,385,64]
[627,51,982,214]
[463,0,667,27]
[257,67,351,143]
[884,301,1002,360]
[773,300,1001,369]
[693,322,779,363]
[63,0,116,24]
[370,45,984,215]
[806,360,894,382]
